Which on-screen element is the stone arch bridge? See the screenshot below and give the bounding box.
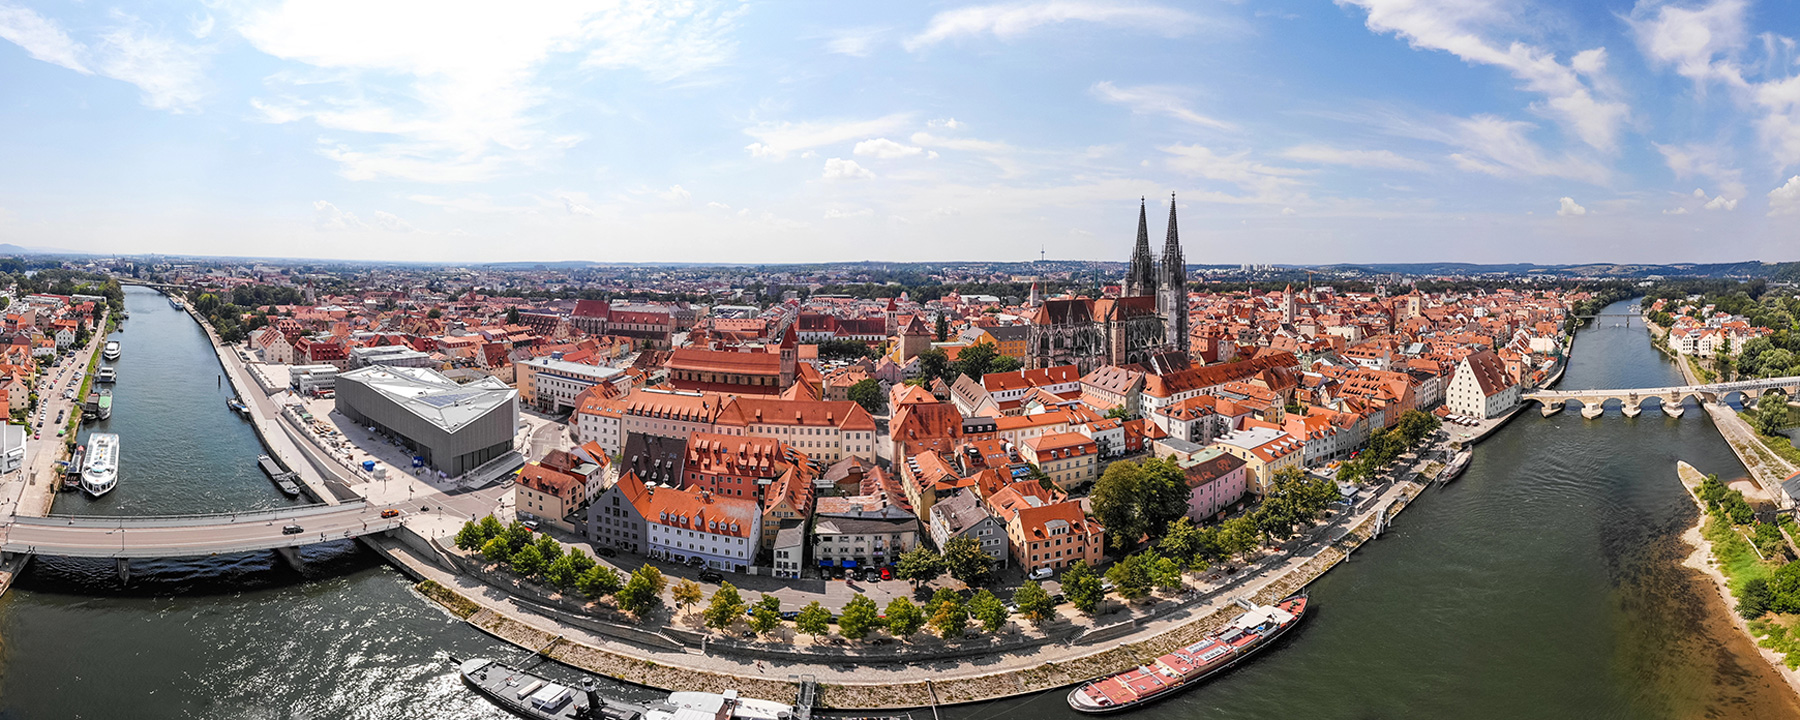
[1524,376,1800,418]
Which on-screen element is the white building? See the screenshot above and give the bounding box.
[1446,350,1519,419]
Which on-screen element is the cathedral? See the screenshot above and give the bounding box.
[1027,195,1191,373]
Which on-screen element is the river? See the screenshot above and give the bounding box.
[3,292,1797,719]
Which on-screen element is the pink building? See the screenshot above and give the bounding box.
[1178,449,1249,522]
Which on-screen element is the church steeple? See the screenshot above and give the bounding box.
[1124,197,1157,297]
[1160,192,1184,290]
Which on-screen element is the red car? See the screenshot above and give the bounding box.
[879,566,892,580]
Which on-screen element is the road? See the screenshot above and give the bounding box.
[2,309,109,517]
[0,504,406,558]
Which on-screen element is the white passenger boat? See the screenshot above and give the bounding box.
[82,432,120,497]
[103,341,120,361]
[95,367,116,383]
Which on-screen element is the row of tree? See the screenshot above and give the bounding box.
[914,344,1023,386]
[1337,410,1442,484]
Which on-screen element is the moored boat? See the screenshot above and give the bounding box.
[95,367,116,383]
[103,341,120,361]
[81,433,120,497]
[457,657,643,720]
[1442,449,1471,482]
[1067,594,1309,714]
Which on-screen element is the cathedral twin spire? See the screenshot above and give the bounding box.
[1124,194,1184,298]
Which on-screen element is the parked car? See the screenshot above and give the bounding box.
[698,570,724,583]
[520,519,539,530]
[594,546,617,557]
[281,524,303,535]
[879,566,893,580]
[1028,567,1055,580]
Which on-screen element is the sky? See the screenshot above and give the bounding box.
[0,0,1798,266]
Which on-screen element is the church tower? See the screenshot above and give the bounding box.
[1156,194,1189,358]
[1123,198,1157,298]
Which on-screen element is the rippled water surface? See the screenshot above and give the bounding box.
[4,294,1798,719]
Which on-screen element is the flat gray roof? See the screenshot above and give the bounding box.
[339,365,516,432]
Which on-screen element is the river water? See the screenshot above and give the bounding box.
[3,293,1797,719]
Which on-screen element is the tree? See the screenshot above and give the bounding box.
[616,566,666,617]
[1012,581,1056,625]
[1755,394,1791,436]
[989,355,1023,374]
[480,536,512,565]
[576,565,622,599]
[1105,553,1154,601]
[847,378,883,414]
[506,307,521,325]
[953,343,998,381]
[837,594,882,640]
[896,546,945,588]
[795,601,833,638]
[1090,461,1147,551]
[969,589,1009,632]
[930,599,969,639]
[1063,560,1105,615]
[672,579,704,616]
[934,313,948,342]
[533,535,564,564]
[1151,554,1184,592]
[1137,457,1195,538]
[749,595,784,635]
[703,582,747,632]
[942,536,996,587]
[543,553,582,590]
[455,519,495,550]
[1741,576,1774,619]
[509,544,547,577]
[1220,515,1264,559]
[1157,517,1204,566]
[884,597,926,637]
[917,348,951,384]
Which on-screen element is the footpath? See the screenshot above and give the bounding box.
[388,472,1425,709]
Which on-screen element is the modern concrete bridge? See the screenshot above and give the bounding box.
[1525,376,1800,418]
[0,501,406,581]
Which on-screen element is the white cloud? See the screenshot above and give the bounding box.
[1769,175,1800,216]
[1447,116,1608,184]
[853,138,924,159]
[1342,0,1629,152]
[928,118,964,129]
[0,7,207,112]
[1161,144,1310,204]
[561,194,596,216]
[1629,0,1750,89]
[0,4,87,72]
[743,114,914,160]
[93,23,209,111]
[1756,75,1800,169]
[1703,194,1738,210]
[1281,207,1298,216]
[372,210,419,232]
[1090,81,1234,131]
[243,0,742,182]
[1663,207,1690,214]
[825,26,886,57]
[1694,187,1709,199]
[1279,144,1429,171]
[658,184,692,202]
[1556,197,1587,216]
[823,207,875,219]
[822,157,875,181]
[1655,143,1746,199]
[313,200,363,231]
[906,1,1201,50]
[189,13,215,40]
[910,132,1012,154]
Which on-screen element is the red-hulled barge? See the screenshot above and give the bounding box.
[1066,594,1309,714]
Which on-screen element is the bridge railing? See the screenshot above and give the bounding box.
[11,500,369,529]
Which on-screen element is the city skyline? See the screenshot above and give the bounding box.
[1,0,1798,265]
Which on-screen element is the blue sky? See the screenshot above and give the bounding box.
[0,0,1797,265]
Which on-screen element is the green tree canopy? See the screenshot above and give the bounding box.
[1105,553,1154,601]
[509,544,547,576]
[884,597,926,637]
[616,566,666,617]
[1063,560,1105,615]
[671,579,704,615]
[749,594,784,635]
[943,536,996,587]
[795,601,833,638]
[702,582,748,632]
[1012,581,1056,625]
[847,378,883,414]
[896,546,945,588]
[968,589,1009,632]
[838,594,882,640]
[576,565,622,599]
